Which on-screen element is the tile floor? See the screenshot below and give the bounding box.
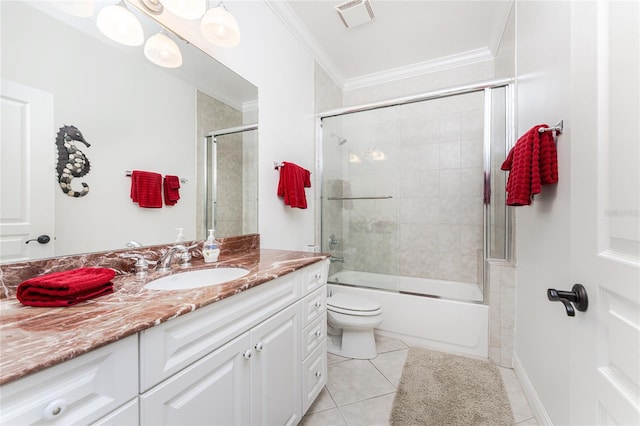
[300,335,537,426]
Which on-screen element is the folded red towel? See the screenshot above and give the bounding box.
[501,124,558,206]
[277,162,311,209]
[164,175,181,206]
[16,267,115,307]
[130,170,163,208]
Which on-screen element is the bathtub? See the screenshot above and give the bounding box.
[327,271,488,358]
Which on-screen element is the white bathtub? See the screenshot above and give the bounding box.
[327,271,488,358]
[329,270,483,302]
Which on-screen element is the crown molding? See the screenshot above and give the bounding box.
[265,0,345,87]
[343,47,495,92]
[242,99,259,113]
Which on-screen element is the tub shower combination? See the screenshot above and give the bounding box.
[318,79,513,357]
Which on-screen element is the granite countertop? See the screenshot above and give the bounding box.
[0,248,329,386]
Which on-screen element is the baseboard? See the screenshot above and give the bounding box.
[512,353,553,425]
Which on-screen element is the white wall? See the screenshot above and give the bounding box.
[150,1,317,251]
[513,1,572,424]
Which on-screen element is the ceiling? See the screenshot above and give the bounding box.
[271,0,513,88]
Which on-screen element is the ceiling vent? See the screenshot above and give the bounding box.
[335,0,375,29]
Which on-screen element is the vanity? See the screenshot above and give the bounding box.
[0,244,329,425]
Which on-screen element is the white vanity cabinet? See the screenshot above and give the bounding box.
[139,259,329,425]
[0,334,138,426]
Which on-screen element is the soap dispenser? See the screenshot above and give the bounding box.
[203,229,220,263]
[175,228,185,243]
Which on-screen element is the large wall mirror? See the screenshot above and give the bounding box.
[0,0,258,263]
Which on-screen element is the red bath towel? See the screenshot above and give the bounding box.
[164,175,181,206]
[277,162,311,209]
[130,170,163,208]
[16,267,115,307]
[501,124,558,206]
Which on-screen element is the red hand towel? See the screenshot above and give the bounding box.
[130,170,163,208]
[16,267,115,307]
[277,162,311,209]
[501,124,558,206]
[164,175,181,206]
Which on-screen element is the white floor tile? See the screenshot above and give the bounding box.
[370,348,409,387]
[299,407,347,426]
[306,387,336,414]
[374,335,408,353]
[498,366,535,423]
[326,359,396,406]
[338,393,396,426]
[328,352,351,364]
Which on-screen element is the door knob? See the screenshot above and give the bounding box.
[25,235,50,244]
[547,283,588,317]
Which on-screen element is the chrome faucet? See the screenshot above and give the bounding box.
[156,243,198,272]
[330,256,344,263]
[120,253,155,278]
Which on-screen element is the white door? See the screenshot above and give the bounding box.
[0,79,55,262]
[570,1,640,424]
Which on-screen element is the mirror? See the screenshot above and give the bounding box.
[0,0,258,262]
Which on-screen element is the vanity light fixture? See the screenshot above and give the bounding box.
[200,0,240,47]
[144,29,183,68]
[160,0,206,20]
[96,0,144,46]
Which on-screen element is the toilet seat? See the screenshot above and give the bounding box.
[327,293,382,316]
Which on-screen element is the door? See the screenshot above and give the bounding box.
[0,79,55,262]
[570,1,640,424]
[250,302,302,426]
[139,332,251,426]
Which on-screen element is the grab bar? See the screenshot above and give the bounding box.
[327,196,393,200]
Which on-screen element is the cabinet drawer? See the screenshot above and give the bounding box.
[139,272,300,391]
[0,335,138,426]
[302,340,327,414]
[302,313,327,359]
[92,398,138,426]
[301,286,326,328]
[301,260,329,295]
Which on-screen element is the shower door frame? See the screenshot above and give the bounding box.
[315,78,515,304]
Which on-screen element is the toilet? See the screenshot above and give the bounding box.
[326,293,384,359]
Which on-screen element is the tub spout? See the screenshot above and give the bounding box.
[330,256,344,263]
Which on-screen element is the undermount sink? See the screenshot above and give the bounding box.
[144,268,250,291]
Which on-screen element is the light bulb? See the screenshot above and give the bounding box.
[144,32,183,68]
[96,1,144,46]
[161,0,206,19]
[200,4,240,47]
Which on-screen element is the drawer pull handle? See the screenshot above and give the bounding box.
[315,371,322,378]
[242,350,252,360]
[314,330,322,337]
[315,301,322,308]
[255,342,264,352]
[314,273,321,279]
[44,399,67,419]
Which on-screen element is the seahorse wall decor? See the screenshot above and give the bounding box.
[56,125,91,197]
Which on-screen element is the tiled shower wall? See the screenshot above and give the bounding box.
[323,92,485,285]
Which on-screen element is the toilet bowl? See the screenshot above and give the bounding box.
[326,293,383,359]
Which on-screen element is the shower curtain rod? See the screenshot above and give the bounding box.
[317,77,514,119]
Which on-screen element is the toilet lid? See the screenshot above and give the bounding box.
[327,293,381,312]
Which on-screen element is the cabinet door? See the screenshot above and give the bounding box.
[140,333,251,426]
[250,303,302,426]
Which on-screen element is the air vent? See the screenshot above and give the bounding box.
[335,0,375,29]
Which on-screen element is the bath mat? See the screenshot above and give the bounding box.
[389,347,514,426]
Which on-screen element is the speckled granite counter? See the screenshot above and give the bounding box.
[0,246,328,385]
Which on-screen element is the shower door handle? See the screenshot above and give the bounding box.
[547,284,588,317]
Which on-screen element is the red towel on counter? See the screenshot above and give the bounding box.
[501,124,558,206]
[16,267,115,307]
[277,162,311,209]
[130,170,163,208]
[164,175,181,206]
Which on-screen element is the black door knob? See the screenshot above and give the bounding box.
[547,283,588,317]
[25,235,51,244]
